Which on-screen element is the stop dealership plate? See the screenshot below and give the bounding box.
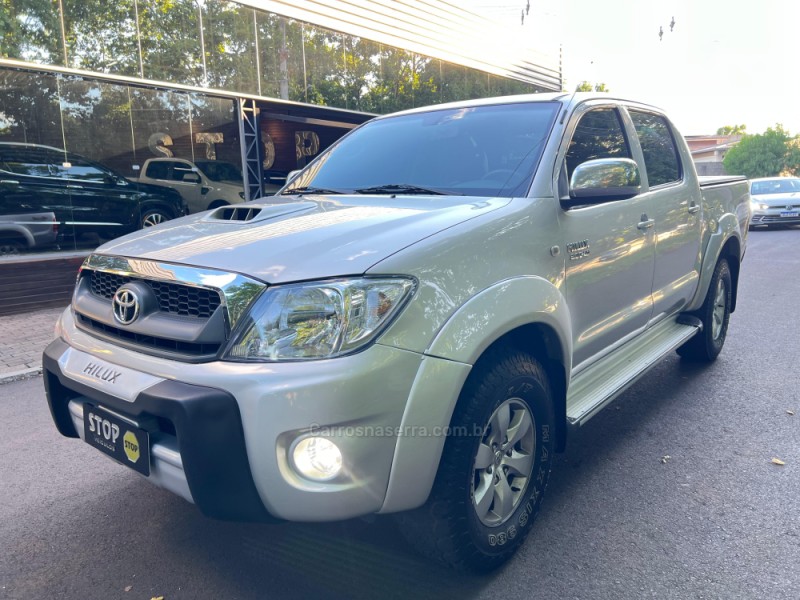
[83,404,151,476]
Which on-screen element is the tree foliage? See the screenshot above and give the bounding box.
[0,0,540,115]
[716,124,746,135]
[723,125,800,178]
[575,81,609,92]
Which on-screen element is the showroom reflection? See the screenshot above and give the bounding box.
[0,69,239,255]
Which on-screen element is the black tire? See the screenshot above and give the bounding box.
[396,349,555,572]
[208,199,229,210]
[140,208,172,228]
[0,238,25,256]
[677,258,732,362]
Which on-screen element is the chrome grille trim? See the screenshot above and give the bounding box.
[80,254,267,328]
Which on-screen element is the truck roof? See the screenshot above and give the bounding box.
[380,92,667,120]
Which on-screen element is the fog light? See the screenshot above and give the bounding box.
[292,437,342,481]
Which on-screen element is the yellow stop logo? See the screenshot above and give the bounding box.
[123,430,140,464]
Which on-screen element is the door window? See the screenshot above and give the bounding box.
[629,111,681,187]
[63,160,113,183]
[145,161,171,180]
[565,108,632,179]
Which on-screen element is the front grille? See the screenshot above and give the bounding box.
[77,314,221,358]
[89,270,221,318]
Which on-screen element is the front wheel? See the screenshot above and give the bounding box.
[396,349,555,572]
[677,258,732,362]
[141,208,172,228]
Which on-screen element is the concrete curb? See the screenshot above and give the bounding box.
[0,366,43,384]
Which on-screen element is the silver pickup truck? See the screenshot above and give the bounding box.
[43,93,750,571]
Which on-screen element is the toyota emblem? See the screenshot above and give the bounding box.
[112,288,140,325]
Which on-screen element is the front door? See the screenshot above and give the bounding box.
[560,106,656,370]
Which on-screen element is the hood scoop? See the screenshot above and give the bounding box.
[204,201,316,224]
[213,206,262,221]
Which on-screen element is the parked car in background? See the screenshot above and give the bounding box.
[749,177,800,227]
[0,209,58,255]
[138,158,281,214]
[0,143,185,241]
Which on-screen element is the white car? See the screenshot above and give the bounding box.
[749,177,800,227]
[138,158,281,214]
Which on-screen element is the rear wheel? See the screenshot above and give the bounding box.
[677,258,731,362]
[208,199,229,210]
[0,238,25,256]
[396,349,555,572]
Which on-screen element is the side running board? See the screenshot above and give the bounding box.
[566,319,701,426]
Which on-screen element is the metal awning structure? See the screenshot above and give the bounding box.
[242,0,562,91]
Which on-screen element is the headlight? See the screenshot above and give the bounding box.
[751,201,768,211]
[224,277,415,361]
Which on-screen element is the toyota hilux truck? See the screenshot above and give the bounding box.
[43,93,751,571]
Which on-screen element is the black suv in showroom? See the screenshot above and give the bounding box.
[0,143,185,243]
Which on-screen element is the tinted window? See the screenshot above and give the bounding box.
[0,149,59,179]
[145,161,170,179]
[566,108,631,178]
[629,111,681,187]
[285,102,560,198]
[196,161,242,183]
[63,160,112,183]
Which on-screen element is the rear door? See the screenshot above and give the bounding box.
[623,109,702,319]
[559,105,656,370]
[60,158,138,236]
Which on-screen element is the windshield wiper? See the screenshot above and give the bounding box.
[281,186,348,196]
[354,183,451,196]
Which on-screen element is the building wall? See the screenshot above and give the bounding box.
[0,0,558,115]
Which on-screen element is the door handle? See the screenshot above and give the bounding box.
[66,184,84,189]
[688,202,700,214]
[637,214,655,230]
[0,179,19,185]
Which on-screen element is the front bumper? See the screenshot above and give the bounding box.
[44,338,269,521]
[750,211,800,226]
[43,308,465,521]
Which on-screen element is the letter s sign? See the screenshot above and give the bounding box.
[148,133,174,158]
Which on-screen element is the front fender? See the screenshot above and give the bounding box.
[425,276,572,370]
[379,276,572,513]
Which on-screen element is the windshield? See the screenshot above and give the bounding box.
[751,178,800,195]
[196,161,243,183]
[284,102,560,198]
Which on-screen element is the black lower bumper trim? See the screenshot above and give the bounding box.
[42,338,275,522]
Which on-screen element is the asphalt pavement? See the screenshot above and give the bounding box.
[1,228,798,600]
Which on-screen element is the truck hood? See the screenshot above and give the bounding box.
[96,195,510,283]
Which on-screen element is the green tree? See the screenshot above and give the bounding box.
[575,81,608,92]
[716,124,746,135]
[723,125,800,178]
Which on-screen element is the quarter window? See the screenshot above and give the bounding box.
[629,111,681,187]
[565,108,631,179]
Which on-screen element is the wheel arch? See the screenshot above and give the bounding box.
[474,323,568,453]
[719,235,741,313]
[0,225,34,248]
[690,224,743,314]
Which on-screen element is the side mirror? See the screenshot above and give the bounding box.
[567,158,641,206]
[286,170,301,184]
[182,173,201,184]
